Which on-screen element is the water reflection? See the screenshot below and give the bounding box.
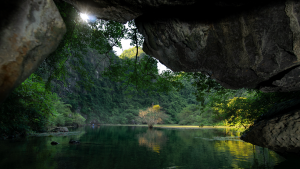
[176,128,285,168]
[138,129,168,153]
[0,126,291,169]
[214,141,281,168]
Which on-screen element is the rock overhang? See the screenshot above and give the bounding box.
[62,0,300,92]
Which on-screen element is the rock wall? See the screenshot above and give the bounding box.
[0,0,66,103]
[136,0,300,92]
[62,0,197,23]
[41,48,111,122]
[241,99,300,156]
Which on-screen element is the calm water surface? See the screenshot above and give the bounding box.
[0,126,296,169]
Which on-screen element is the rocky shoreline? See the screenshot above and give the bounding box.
[241,98,300,157]
[0,126,78,140]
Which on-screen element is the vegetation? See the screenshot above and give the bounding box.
[119,47,145,59]
[176,84,300,128]
[46,94,86,128]
[136,105,169,128]
[0,74,86,137]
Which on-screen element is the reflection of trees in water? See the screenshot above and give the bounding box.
[213,128,244,137]
[175,128,283,168]
[214,138,283,168]
[138,129,168,153]
[212,129,283,167]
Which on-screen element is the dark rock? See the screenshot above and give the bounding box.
[273,158,300,168]
[8,135,15,139]
[131,120,137,124]
[38,129,47,133]
[148,124,153,129]
[241,98,300,156]
[61,0,282,24]
[51,141,59,145]
[1,134,8,140]
[89,119,99,125]
[69,139,80,144]
[255,98,300,123]
[51,127,69,132]
[62,0,198,23]
[60,127,69,132]
[73,123,79,128]
[0,0,66,103]
[136,0,300,92]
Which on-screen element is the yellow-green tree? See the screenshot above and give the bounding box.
[119,47,145,59]
[213,97,262,128]
[137,105,169,128]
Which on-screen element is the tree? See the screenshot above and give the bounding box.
[180,72,225,103]
[119,47,145,59]
[136,105,169,128]
[102,48,184,97]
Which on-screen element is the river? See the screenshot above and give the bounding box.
[0,126,296,169]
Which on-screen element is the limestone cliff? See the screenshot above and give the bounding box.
[241,98,300,156]
[135,1,300,92]
[37,48,111,121]
[0,0,66,103]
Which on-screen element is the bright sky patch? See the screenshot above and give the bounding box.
[80,13,89,22]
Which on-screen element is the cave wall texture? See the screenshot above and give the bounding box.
[241,98,300,156]
[0,0,66,103]
[136,1,300,93]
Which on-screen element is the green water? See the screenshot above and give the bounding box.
[0,126,295,169]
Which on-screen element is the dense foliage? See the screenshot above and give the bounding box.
[52,48,198,125]
[176,84,300,128]
[0,74,85,137]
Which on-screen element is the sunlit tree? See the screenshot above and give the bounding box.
[136,105,168,128]
[213,97,263,128]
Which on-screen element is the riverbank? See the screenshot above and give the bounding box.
[0,125,81,140]
[1,124,244,140]
[98,124,241,129]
